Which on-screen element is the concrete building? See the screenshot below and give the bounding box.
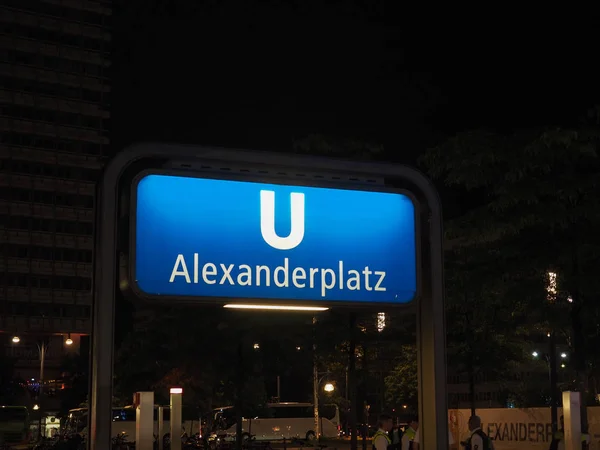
[0,0,110,380]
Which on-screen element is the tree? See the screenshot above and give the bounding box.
[384,344,417,413]
[420,108,600,410]
[114,306,240,413]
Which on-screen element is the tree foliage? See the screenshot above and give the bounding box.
[420,107,600,405]
[384,345,417,413]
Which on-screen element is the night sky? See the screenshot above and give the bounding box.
[111,4,599,165]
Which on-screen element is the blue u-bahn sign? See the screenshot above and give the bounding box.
[131,173,418,305]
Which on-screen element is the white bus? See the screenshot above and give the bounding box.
[65,406,200,445]
[213,402,340,441]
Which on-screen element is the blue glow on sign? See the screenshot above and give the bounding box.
[133,174,417,304]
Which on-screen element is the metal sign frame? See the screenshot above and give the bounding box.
[88,142,447,449]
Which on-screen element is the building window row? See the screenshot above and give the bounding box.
[0,187,94,209]
[3,215,93,235]
[2,22,109,53]
[1,272,91,291]
[1,104,105,129]
[1,132,105,156]
[1,159,101,182]
[2,49,108,78]
[1,76,108,104]
[2,0,110,27]
[4,243,93,263]
[0,301,90,319]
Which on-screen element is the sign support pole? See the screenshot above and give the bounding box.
[416,189,448,449]
[170,388,183,450]
[158,406,165,450]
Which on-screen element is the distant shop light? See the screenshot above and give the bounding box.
[224,304,329,311]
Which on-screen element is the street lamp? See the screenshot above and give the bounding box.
[561,352,567,359]
[65,334,73,346]
[8,334,50,439]
[313,371,333,438]
[532,351,539,357]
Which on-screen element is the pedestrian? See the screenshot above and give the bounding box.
[463,415,493,450]
[401,417,418,450]
[372,414,394,450]
[390,422,402,450]
[549,416,591,450]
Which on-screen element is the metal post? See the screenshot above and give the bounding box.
[549,333,559,433]
[313,361,320,438]
[38,341,46,439]
[416,184,448,450]
[135,392,155,450]
[345,366,349,436]
[349,313,357,450]
[171,388,183,450]
[345,367,349,403]
[89,161,118,450]
[563,391,582,450]
[158,407,165,450]
[235,340,244,450]
[313,316,320,438]
[277,376,281,402]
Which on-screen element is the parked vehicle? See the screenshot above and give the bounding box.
[212,402,340,441]
[0,405,32,447]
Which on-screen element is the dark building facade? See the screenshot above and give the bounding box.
[0,0,110,379]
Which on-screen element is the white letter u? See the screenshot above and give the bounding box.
[260,190,305,250]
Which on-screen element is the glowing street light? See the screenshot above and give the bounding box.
[324,383,335,393]
[561,364,566,368]
[560,353,567,358]
[532,351,539,357]
[33,405,40,411]
[11,336,20,344]
[253,343,260,350]
[65,334,73,346]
